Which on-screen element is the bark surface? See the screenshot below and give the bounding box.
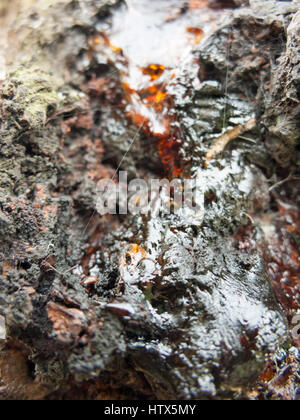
[0,0,299,400]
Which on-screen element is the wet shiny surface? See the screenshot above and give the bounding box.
[93,0,229,175]
[1,0,299,401]
[79,0,294,398]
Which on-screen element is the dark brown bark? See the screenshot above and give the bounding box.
[0,0,299,400]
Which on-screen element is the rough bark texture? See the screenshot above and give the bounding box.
[0,0,299,400]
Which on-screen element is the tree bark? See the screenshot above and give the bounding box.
[0,0,299,400]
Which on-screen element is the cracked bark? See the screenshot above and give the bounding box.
[0,0,299,400]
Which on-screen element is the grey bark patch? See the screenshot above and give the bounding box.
[0,316,6,341]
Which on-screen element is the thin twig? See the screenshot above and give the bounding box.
[64,265,79,274]
[41,260,78,277]
[205,118,257,163]
[41,261,62,275]
[242,212,255,225]
[269,171,296,192]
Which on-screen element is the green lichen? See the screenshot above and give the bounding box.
[5,67,60,130]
